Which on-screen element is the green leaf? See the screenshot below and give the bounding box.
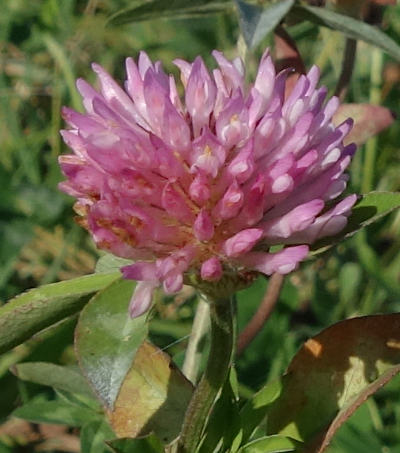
[199,370,242,453]
[0,442,13,453]
[267,314,400,452]
[12,362,94,397]
[338,263,362,312]
[55,388,100,412]
[107,436,164,453]
[238,435,298,453]
[311,192,400,254]
[95,254,133,274]
[109,0,232,26]
[235,0,295,49]
[354,230,400,299]
[0,272,120,355]
[342,191,400,232]
[239,378,282,444]
[327,403,383,453]
[13,397,99,427]
[292,5,400,61]
[108,341,193,445]
[75,279,148,410]
[81,420,115,453]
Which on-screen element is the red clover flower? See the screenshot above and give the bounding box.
[59,50,357,317]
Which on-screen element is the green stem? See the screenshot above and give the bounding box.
[362,47,383,193]
[43,34,82,112]
[237,34,249,73]
[177,295,235,453]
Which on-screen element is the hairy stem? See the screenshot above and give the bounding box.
[182,297,210,384]
[177,295,235,453]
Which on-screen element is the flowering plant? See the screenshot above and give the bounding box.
[1,1,400,452]
[59,49,357,317]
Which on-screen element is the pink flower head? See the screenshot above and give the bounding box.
[59,49,357,317]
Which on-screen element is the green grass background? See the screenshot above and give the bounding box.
[0,0,400,451]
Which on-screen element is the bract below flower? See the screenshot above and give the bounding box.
[59,50,357,317]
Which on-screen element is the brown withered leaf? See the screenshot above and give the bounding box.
[333,103,395,145]
[108,341,193,445]
[267,314,400,453]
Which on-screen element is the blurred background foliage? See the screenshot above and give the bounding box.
[0,0,399,451]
